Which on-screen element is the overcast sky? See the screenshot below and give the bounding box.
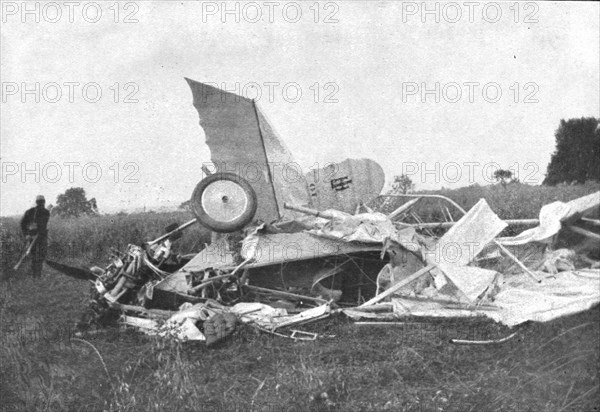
[1,1,598,216]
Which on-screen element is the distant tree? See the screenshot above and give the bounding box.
[544,117,600,185]
[179,199,192,211]
[493,169,514,188]
[52,187,99,218]
[392,174,415,194]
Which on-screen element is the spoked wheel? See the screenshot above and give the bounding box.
[191,173,258,233]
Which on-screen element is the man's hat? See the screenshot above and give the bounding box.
[35,195,45,202]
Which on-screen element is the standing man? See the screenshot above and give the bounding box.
[20,195,50,278]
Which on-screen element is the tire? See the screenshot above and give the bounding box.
[191,172,258,233]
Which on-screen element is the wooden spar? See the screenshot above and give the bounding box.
[188,258,252,295]
[409,219,539,229]
[243,284,327,305]
[345,303,393,313]
[283,203,337,219]
[359,264,435,307]
[440,205,450,223]
[283,202,539,228]
[387,197,421,220]
[392,294,500,310]
[356,322,416,326]
[188,272,236,294]
[379,193,468,213]
[450,332,518,345]
[580,217,600,227]
[568,225,600,241]
[201,270,210,298]
[147,219,197,246]
[108,302,176,319]
[445,207,454,222]
[230,258,252,276]
[494,241,541,282]
[376,194,540,227]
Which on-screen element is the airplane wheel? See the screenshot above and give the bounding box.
[191,173,257,233]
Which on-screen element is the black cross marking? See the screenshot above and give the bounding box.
[330,176,352,191]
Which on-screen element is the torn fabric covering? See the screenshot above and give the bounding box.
[121,314,206,341]
[431,199,507,267]
[241,231,381,268]
[389,299,488,320]
[497,191,600,246]
[496,201,571,246]
[385,270,600,327]
[488,269,600,326]
[266,215,331,233]
[155,239,234,293]
[186,78,311,223]
[437,266,501,302]
[308,211,418,248]
[343,308,398,321]
[428,199,507,301]
[563,191,600,219]
[240,224,263,261]
[120,301,230,342]
[310,211,396,243]
[230,302,331,330]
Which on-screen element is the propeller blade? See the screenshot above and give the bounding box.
[46,260,97,281]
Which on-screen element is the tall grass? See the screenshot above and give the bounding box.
[1,211,211,277]
[432,181,600,220]
[373,181,600,231]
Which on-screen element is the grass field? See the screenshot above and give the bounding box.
[0,210,211,272]
[1,182,599,411]
[375,181,600,228]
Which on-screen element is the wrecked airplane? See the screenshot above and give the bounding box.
[47,79,600,346]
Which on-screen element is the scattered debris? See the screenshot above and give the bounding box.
[48,80,600,346]
[450,332,518,345]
